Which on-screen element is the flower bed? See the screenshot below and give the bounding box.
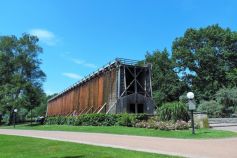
[46,113,192,131]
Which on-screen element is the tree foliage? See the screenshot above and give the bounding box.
[197,87,237,117]
[0,34,46,124]
[172,24,237,101]
[145,49,187,106]
[32,93,58,117]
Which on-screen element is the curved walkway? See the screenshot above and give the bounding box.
[0,129,237,158]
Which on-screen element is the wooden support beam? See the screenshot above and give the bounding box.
[136,79,150,97]
[148,64,153,97]
[120,80,135,97]
[79,107,88,115]
[93,106,101,113]
[85,106,93,114]
[117,66,121,98]
[123,65,127,95]
[106,101,117,114]
[126,66,135,78]
[97,103,107,114]
[134,67,138,114]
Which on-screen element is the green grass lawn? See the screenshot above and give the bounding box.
[0,134,179,158]
[1,124,237,139]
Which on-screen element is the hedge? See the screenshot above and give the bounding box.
[45,113,149,127]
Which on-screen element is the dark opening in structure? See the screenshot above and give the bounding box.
[129,104,135,113]
[137,104,144,113]
[128,103,144,113]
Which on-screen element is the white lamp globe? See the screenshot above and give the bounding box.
[187,92,194,99]
[14,109,18,113]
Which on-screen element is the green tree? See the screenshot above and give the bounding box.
[226,68,237,87]
[172,25,237,101]
[197,100,222,118]
[145,49,187,106]
[215,87,237,117]
[0,34,46,124]
[32,93,57,117]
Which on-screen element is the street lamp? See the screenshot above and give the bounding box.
[13,108,18,128]
[187,92,196,134]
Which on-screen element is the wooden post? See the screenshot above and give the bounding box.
[124,65,127,96]
[148,64,153,97]
[134,67,138,113]
[117,66,121,98]
[144,69,147,97]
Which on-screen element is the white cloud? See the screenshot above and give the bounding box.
[60,51,71,58]
[29,28,58,46]
[62,73,82,80]
[45,89,54,95]
[72,59,97,68]
[84,63,97,68]
[72,59,85,65]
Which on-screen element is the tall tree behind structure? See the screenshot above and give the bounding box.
[32,93,58,117]
[172,25,237,101]
[0,34,46,124]
[145,49,187,107]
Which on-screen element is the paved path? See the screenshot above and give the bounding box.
[0,129,237,158]
[212,126,237,132]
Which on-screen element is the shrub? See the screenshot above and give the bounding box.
[116,113,136,127]
[45,114,190,131]
[45,113,150,127]
[215,87,237,117]
[45,116,57,125]
[157,121,176,131]
[66,116,77,125]
[158,102,189,121]
[146,119,158,129]
[197,100,222,118]
[77,114,117,126]
[134,119,189,131]
[134,121,149,128]
[188,120,200,129]
[175,120,189,130]
[45,114,138,126]
[46,116,75,125]
[134,113,149,122]
[2,114,9,125]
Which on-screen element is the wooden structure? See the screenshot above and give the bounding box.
[46,58,154,116]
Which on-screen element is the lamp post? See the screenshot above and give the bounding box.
[187,92,196,134]
[13,108,18,128]
[31,99,34,126]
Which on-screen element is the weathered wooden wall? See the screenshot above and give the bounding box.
[47,68,117,116]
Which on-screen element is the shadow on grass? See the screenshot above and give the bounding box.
[52,156,84,158]
[24,123,42,127]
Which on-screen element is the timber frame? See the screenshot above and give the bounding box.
[47,58,154,116]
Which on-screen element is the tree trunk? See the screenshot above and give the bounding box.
[8,111,13,126]
[0,114,2,125]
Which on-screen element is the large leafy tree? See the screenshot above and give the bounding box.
[0,34,46,124]
[145,49,187,106]
[32,93,58,117]
[172,25,237,101]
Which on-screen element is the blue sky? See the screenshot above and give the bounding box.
[0,0,236,95]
